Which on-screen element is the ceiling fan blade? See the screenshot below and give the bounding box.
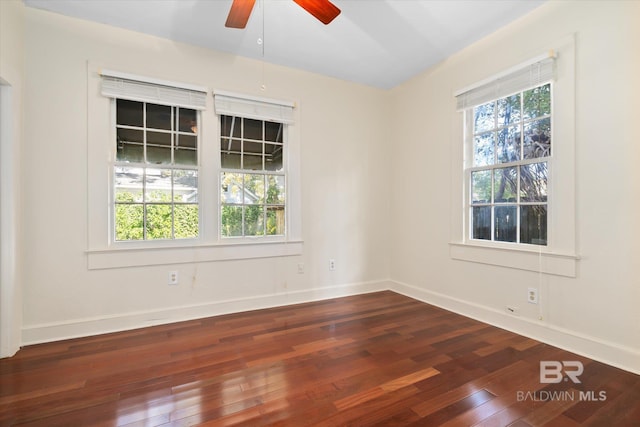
[293,0,341,25]
[225,0,256,29]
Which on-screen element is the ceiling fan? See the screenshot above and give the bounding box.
[225,0,341,29]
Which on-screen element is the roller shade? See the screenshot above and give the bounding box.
[455,54,556,111]
[101,70,207,110]
[214,90,295,124]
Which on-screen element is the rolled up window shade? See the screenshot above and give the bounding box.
[214,90,295,124]
[101,70,207,110]
[455,54,556,111]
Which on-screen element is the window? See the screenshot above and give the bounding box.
[219,115,286,238]
[214,91,295,241]
[88,68,302,268]
[450,42,577,276]
[114,99,199,241]
[455,54,555,250]
[469,83,551,245]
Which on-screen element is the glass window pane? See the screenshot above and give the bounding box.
[473,132,495,167]
[146,104,172,130]
[173,169,198,203]
[494,167,518,202]
[116,99,143,127]
[221,153,241,169]
[174,205,198,239]
[523,83,551,120]
[117,129,144,163]
[520,162,547,202]
[265,121,283,142]
[244,174,265,204]
[474,101,495,133]
[115,204,143,241]
[221,205,243,237]
[221,139,241,169]
[494,206,517,242]
[115,167,143,202]
[472,206,491,240]
[471,170,491,204]
[147,131,171,147]
[243,118,263,140]
[244,205,264,236]
[244,141,263,171]
[266,175,286,204]
[265,144,283,171]
[145,204,173,239]
[497,94,521,126]
[221,115,240,138]
[175,148,197,166]
[243,154,263,171]
[244,141,263,154]
[520,205,547,245]
[146,131,172,165]
[146,147,171,165]
[497,125,521,163]
[145,169,172,202]
[523,118,551,159]
[178,108,197,133]
[177,134,196,150]
[267,206,285,235]
[221,172,244,204]
[175,129,197,166]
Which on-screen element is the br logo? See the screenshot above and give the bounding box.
[540,361,583,384]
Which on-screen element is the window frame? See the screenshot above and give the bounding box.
[219,115,288,241]
[464,82,552,247]
[112,99,201,243]
[86,65,303,269]
[449,39,579,277]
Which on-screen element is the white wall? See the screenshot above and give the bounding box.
[0,0,24,358]
[389,1,640,373]
[20,8,391,342]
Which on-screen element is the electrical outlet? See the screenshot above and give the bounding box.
[527,287,538,304]
[297,263,304,274]
[329,259,336,271]
[168,271,179,285]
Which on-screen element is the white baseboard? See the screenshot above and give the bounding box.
[390,280,640,376]
[21,279,391,346]
[20,278,640,376]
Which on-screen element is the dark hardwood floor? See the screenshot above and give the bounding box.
[1,291,638,426]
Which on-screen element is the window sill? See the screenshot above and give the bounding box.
[449,242,578,277]
[87,240,303,270]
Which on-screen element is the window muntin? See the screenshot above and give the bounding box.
[114,99,199,241]
[468,83,551,246]
[220,115,286,238]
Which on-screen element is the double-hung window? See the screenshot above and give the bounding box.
[101,71,207,242]
[88,68,302,269]
[214,91,294,240]
[114,100,199,240]
[451,42,578,277]
[219,115,286,237]
[457,56,555,247]
[469,83,551,245]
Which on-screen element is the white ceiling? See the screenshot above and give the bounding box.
[23,0,545,89]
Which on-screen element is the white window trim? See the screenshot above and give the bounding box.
[449,36,578,277]
[86,63,302,269]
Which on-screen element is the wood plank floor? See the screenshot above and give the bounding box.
[1,291,638,426]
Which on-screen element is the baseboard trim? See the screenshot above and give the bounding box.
[20,279,640,376]
[390,280,640,375]
[21,280,391,346]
